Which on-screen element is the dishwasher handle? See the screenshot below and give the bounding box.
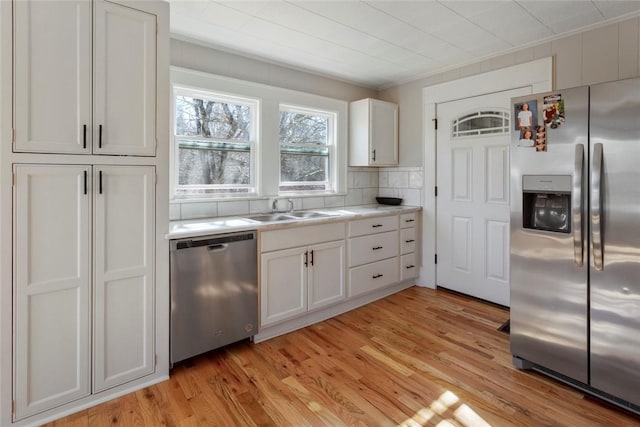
[173,231,256,251]
[207,243,228,252]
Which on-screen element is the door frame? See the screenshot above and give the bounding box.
[419,57,553,288]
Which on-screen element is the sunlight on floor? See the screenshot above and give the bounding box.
[398,390,492,427]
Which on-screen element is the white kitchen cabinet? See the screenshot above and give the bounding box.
[349,98,398,166]
[93,1,156,156]
[93,166,155,392]
[307,241,345,311]
[260,224,346,327]
[13,164,91,419]
[348,231,398,267]
[13,0,156,156]
[349,257,399,297]
[347,213,406,297]
[399,212,419,280]
[401,253,418,281]
[13,164,156,418]
[261,247,307,326]
[13,1,91,154]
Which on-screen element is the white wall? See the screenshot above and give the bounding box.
[171,38,377,101]
[379,16,640,168]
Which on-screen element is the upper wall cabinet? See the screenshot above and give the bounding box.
[349,98,398,167]
[13,0,157,156]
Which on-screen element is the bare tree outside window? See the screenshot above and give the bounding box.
[174,93,255,195]
[279,109,332,192]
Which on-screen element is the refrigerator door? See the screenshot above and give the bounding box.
[510,86,589,383]
[590,79,640,407]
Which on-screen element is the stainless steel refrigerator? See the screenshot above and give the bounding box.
[510,79,640,412]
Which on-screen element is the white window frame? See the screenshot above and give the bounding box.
[170,67,347,202]
[172,85,259,198]
[278,104,337,194]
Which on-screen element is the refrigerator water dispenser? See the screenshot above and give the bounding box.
[522,175,571,233]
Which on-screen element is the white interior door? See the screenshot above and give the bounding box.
[436,88,529,306]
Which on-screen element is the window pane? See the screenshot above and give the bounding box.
[178,146,250,186]
[176,96,251,141]
[452,110,509,138]
[280,153,327,182]
[279,108,332,193]
[279,111,328,145]
[457,116,504,132]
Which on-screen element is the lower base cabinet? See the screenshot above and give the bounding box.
[401,253,418,281]
[13,164,155,420]
[260,223,346,327]
[259,211,420,335]
[261,240,345,326]
[348,257,399,297]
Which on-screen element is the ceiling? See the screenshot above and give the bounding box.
[169,1,640,89]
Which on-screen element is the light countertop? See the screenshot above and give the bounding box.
[167,204,421,240]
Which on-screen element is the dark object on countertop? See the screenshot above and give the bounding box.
[376,197,402,205]
[498,319,510,334]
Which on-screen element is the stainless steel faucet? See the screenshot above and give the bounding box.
[272,198,294,213]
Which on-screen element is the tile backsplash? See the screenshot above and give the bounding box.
[378,167,423,206]
[171,166,423,220]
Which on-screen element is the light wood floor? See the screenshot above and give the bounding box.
[47,287,640,426]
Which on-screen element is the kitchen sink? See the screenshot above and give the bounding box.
[247,211,333,222]
[287,211,331,219]
[248,213,296,222]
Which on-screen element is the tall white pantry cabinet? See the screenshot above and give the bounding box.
[0,1,170,426]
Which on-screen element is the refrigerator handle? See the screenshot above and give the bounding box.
[572,144,584,266]
[592,143,604,271]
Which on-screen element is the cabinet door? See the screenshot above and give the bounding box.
[13,1,91,154]
[400,228,416,255]
[260,248,307,326]
[370,100,398,166]
[401,253,418,281]
[93,1,156,156]
[308,241,345,311]
[14,164,91,419]
[94,166,155,392]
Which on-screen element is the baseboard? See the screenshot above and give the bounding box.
[11,374,169,427]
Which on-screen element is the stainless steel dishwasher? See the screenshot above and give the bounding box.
[170,230,257,365]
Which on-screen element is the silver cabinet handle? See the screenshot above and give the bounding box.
[573,144,584,266]
[591,143,604,271]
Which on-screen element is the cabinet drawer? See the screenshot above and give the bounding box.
[400,212,417,228]
[261,222,345,252]
[349,215,397,237]
[400,228,416,254]
[348,258,399,297]
[348,231,398,267]
[401,253,418,281]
